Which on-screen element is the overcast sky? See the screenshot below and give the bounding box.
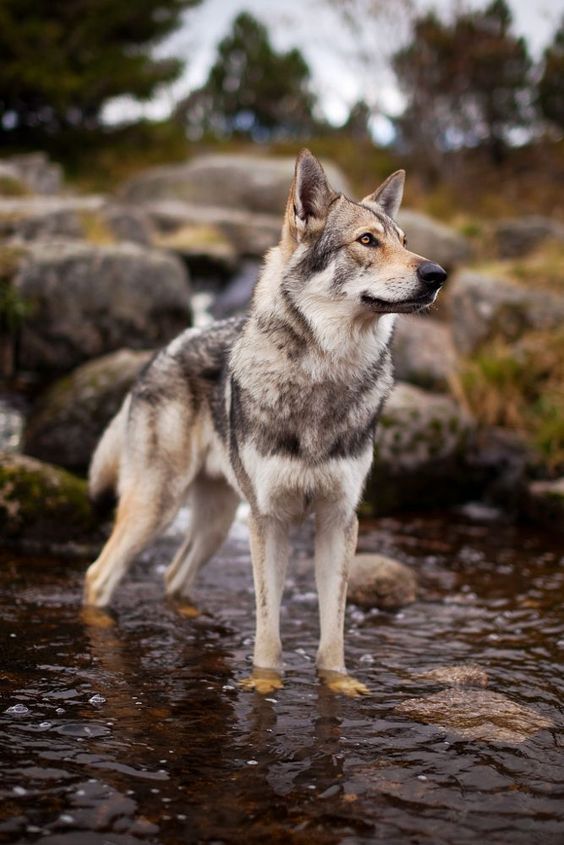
[105,0,564,134]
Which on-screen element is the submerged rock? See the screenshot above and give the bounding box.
[365,383,475,513]
[24,349,153,471]
[120,153,350,216]
[396,210,472,270]
[394,688,553,743]
[448,271,564,354]
[392,315,458,391]
[11,240,190,375]
[413,664,489,687]
[0,452,101,546]
[348,553,417,609]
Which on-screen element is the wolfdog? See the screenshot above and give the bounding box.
[84,150,446,695]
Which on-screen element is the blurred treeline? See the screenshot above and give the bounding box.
[0,0,562,218]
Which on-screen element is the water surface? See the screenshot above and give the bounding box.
[0,511,562,844]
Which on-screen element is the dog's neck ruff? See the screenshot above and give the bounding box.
[249,246,396,378]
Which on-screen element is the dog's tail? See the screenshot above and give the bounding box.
[88,397,129,516]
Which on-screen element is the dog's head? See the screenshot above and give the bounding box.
[281,149,447,317]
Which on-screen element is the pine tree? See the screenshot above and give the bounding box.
[0,0,200,135]
[176,12,319,140]
[393,0,532,166]
[538,18,564,131]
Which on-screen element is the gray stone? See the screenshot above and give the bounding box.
[396,209,472,270]
[348,554,417,609]
[392,315,458,391]
[24,349,153,471]
[0,153,62,195]
[493,215,564,259]
[0,196,154,245]
[394,688,552,743]
[102,203,153,245]
[144,199,281,259]
[0,163,29,197]
[364,383,475,513]
[11,240,190,375]
[0,196,102,240]
[0,451,102,546]
[413,664,489,688]
[153,221,238,279]
[448,271,564,354]
[119,153,350,216]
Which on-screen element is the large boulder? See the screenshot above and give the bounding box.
[392,315,458,391]
[119,154,350,216]
[0,153,62,196]
[364,382,475,513]
[143,199,281,259]
[492,215,564,259]
[9,240,190,375]
[0,452,102,548]
[396,210,472,270]
[448,271,564,354]
[24,349,153,471]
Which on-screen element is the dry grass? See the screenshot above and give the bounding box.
[459,329,564,468]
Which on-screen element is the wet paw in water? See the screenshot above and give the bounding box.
[239,668,284,694]
[318,670,370,697]
[171,600,201,619]
[80,605,116,629]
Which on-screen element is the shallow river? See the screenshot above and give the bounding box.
[0,510,563,844]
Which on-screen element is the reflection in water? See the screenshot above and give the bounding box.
[0,512,563,844]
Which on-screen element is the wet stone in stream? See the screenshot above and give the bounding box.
[0,511,563,844]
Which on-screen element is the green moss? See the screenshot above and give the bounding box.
[0,455,99,541]
[460,329,564,469]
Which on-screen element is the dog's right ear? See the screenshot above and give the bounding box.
[283,149,334,245]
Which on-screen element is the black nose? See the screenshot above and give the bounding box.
[417,261,447,288]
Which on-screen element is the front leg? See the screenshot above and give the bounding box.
[315,505,369,696]
[240,513,289,692]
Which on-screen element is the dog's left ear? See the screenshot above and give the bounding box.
[362,170,405,219]
[284,149,335,244]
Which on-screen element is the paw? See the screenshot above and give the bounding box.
[83,565,111,608]
[80,605,115,629]
[239,668,283,695]
[171,600,201,619]
[318,670,370,698]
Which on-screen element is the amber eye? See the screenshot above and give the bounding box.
[358,233,379,247]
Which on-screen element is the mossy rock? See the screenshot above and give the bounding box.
[0,452,103,546]
[523,477,564,533]
[363,383,477,514]
[24,348,153,472]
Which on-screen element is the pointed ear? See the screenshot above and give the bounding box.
[284,149,335,243]
[362,169,405,219]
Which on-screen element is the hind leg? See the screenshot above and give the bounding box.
[84,476,184,607]
[164,475,239,599]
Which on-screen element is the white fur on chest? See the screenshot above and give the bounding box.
[239,442,373,520]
